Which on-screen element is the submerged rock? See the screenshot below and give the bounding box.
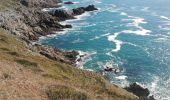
[64,1,74,5]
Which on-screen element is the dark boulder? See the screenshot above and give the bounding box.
[64,50,79,59]
[85,5,98,11]
[53,9,74,21]
[72,7,86,15]
[139,95,155,100]
[64,1,74,4]
[125,83,156,100]
[20,0,29,7]
[72,5,98,16]
[64,24,72,28]
[125,83,150,97]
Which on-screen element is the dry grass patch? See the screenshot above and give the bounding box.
[15,59,42,72]
[47,85,87,100]
[0,0,19,11]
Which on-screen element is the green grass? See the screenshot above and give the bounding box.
[15,59,42,72]
[0,48,10,51]
[16,59,38,67]
[47,85,87,100]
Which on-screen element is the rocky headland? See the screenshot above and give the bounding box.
[0,0,155,99]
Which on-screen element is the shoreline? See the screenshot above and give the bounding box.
[0,0,155,99]
[37,2,156,100]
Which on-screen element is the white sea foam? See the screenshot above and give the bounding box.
[108,32,123,52]
[62,12,91,24]
[123,17,147,28]
[160,16,170,20]
[122,16,151,35]
[105,4,120,13]
[76,51,96,69]
[94,0,102,4]
[122,29,151,36]
[120,12,127,16]
[72,38,83,43]
[125,42,138,47]
[111,77,130,88]
[150,76,159,92]
[141,7,150,12]
[70,2,80,4]
[85,69,94,72]
[154,35,168,42]
[75,12,91,20]
[90,33,111,40]
[115,75,127,80]
[106,52,113,57]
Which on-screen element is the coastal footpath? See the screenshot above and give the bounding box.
[0,0,154,100]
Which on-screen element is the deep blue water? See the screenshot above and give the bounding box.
[40,0,170,99]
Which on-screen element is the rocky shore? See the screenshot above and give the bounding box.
[0,0,155,99]
[0,0,98,65]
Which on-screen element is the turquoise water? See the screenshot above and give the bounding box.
[40,0,170,99]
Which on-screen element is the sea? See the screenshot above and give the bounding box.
[39,0,170,99]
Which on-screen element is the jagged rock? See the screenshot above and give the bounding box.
[53,9,75,21]
[125,83,156,100]
[72,7,86,15]
[72,5,98,15]
[125,83,150,97]
[139,95,155,100]
[64,50,79,59]
[85,5,98,11]
[31,44,79,65]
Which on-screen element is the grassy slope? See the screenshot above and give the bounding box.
[0,28,138,100]
[0,0,138,99]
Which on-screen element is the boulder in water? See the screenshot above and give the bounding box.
[85,5,98,11]
[64,1,74,4]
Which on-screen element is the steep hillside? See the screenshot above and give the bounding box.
[0,28,138,100]
[0,0,138,100]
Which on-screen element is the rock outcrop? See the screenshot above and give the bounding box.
[31,44,79,65]
[125,83,155,100]
[52,5,98,20]
[53,9,75,21]
[72,5,98,15]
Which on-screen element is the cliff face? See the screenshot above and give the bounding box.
[0,0,64,41]
[0,0,138,100]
